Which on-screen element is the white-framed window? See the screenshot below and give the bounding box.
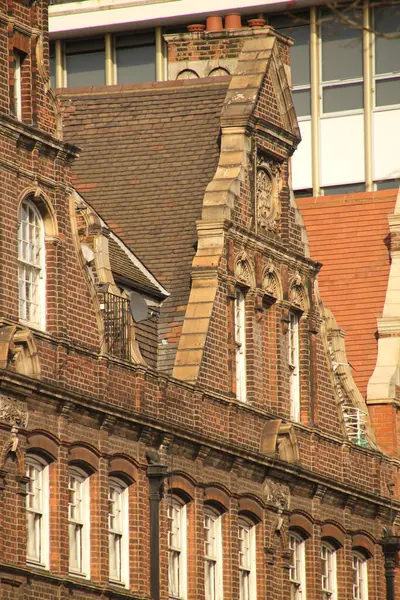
[288,311,300,421]
[320,7,363,115]
[289,532,306,600]
[238,517,256,600]
[108,477,129,587]
[68,466,91,578]
[352,552,368,600]
[26,455,50,568]
[18,199,46,330]
[321,542,337,600]
[168,498,187,599]
[13,50,22,120]
[269,11,311,119]
[204,507,223,600]
[373,4,400,109]
[234,288,247,402]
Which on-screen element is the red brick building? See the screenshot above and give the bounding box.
[1,4,400,600]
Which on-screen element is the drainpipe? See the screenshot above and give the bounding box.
[146,451,168,600]
[382,532,400,600]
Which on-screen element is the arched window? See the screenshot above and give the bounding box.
[204,506,223,600]
[68,465,91,578]
[289,532,306,600]
[238,516,256,600]
[18,198,46,329]
[352,551,368,600]
[26,454,50,568]
[168,497,187,599]
[109,476,129,587]
[321,542,337,600]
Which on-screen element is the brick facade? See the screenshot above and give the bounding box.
[1,9,400,600]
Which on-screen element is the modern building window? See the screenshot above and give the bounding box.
[288,311,300,421]
[49,42,56,89]
[18,198,46,330]
[323,182,366,196]
[109,477,129,586]
[374,5,400,107]
[116,32,156,84]
[289,533,306,600]
[321,8,363,114]
[234,288,247,402]
[375,179,400,191]
[352,552,368,600]
[168,498,187,599]
[26,455,50,568]
[12,50,23,120]
[238,517,256,600]
[204,507,223,600]
[321,542,337,600]
[270,12,311,118]
[65,38,105,87]
[68,466,90,577]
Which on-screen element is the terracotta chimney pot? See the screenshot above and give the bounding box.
[248,18,266,28]
[225,13,242,29]
[187,24,206,33]
[206,15,223,31]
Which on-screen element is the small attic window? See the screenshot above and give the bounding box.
[99,290,133,361]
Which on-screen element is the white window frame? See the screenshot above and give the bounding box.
[168,498,187,600]
[108,477,129,587]
[352,551,368,600]
[18,198,46,330]
[204,507,223,600]
[68,466,91,579]
[321,542,337,600]
[13,50,22,120]
[372,6,400,112]
[234,288,247,402]
[238,517,256,600]
[289,532,306,600]
[26,455,50,569]
[288,311,300,421]
[319,8,364,118]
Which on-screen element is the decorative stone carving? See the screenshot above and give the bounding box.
[234,252,255,288]
[256,156,282,234]
[0,395,28,428]
[289,272,308,311]
[262,260,282,300]
[0,324,40,378]
[265,479,291,510]
[260,419,300,464]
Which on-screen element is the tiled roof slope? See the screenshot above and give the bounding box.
[298,190,398,397]
[59,79,229,373]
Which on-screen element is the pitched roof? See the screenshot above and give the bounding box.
[59,78,229,373]
[298,190,398,397]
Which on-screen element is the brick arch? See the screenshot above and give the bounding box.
[108,455,138,484]
[68,443,99,473]
[321,522,345,548]
[167,472,197,501]
[352,532,375,557]
[289,512,313,538]
[26,431,59,461]
[204,485,230,512]
[238,496,264,523]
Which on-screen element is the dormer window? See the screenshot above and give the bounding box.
[18,199,46,330]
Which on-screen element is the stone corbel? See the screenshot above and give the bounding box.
[0,324,40,378]
[260,419,300,464]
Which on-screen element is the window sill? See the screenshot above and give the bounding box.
[26,560,49,571]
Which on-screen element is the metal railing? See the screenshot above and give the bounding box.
[99,291,132,361]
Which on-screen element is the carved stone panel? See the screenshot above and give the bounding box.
[0,394,28,428]
[264,479,291,510]
[255,156,282,234]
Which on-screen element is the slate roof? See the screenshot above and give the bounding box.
[298,190,398,398]
[59,78,229,373]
